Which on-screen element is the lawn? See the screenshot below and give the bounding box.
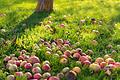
[0,0,120,80]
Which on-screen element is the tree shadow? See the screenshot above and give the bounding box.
[1,11,50,55]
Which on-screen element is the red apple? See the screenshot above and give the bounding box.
[15,61,21,67]
[73,53,81,60]
[28,55,40,64]
[61,55,68,59]
[24,63,32,69]
[64,50,71,57]
[60,24,65,28]
[25,72,32,79]
[33,73,42,79]
[114,62,120,68]
[100,62,107,69]
[83,60,91,66]
[79,56,89,63]
[18,56,24,60]
[42,64,51,71]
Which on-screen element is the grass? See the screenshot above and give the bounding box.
[0,0,120,80]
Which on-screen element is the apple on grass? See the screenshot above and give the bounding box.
[42,64,51,71]
[7,75,15,80]
[33,73,42,79]
[24,63,32,69]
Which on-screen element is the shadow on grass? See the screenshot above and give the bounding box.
[1,11,50,55]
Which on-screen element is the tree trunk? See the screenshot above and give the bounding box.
[36,0,53,12]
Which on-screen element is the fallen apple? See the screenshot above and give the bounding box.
[42,64,51,71]
[72,67,81,74]
[24,63,32,69]
[42,72,51,79]
[33,73,42,79]
[25,72,32,79]
[95,57,104,64]
[7,75,15,80]
[32,67,42,73]
[89,63,101,72]
[60,58,68,64]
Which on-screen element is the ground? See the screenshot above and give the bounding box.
[0,0,120,80]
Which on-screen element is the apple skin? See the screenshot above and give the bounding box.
[32,67,42,73]
[33,73,42,79]
[15,72,23,77]
[60,58,68,64]
[73,53,81,60]
[20,61,27,67]
[42,64,51,71]
[7,75,15,80]
[61,55,68,59]
[104,55,111,60]
[42,72,51,79]
[79,56,89,63]
[25,72,32,79]
[83,60,91,66]
[4,56,11,62]
[48,76,60,80]
[57,73,64,79]
[72,67,81,74]
[15,61,21,67]
[105,58,115,64]
[24,63,32,69]
[100,62,107,69]
[33,63,41,68]
[28,56,40,64]
[8,64,17,72]
[95,57,104,64]
[89,63,101,72]
[62,67,70,74]
[64,50,71,57]
[114,62,120,68]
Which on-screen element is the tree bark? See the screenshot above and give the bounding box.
[36,0,53,12]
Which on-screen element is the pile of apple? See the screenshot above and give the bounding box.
[4,50,60,80]
[3,39,120,80]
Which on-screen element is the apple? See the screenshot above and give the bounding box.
[106,44,113,49]
[42,64,51,71]
[73,53,81,60]
[65,70,77,80]
[62,67,70,74]
[60,24,65,28]
[61,55,68,59]
[15,61,21,67]
[83,60,91,66]
[104,54,111,60]
[18,56,24,60]
[45,51,52,55]
[48,76,60,80]
[32,67,42,73]
[76,48,82,54]
[28,55,40,64]
[20,61,27,67]
[4,56,11,62]
[72,67,81,74]
[57,73,64,79]
[91,40,98,46]
[64,50,71,57]
[42,60,50,65]
[24,63,32,69]
[100,62,107,69]
[8,60,16,64]
[95,57,104,64]
[60,58,68,64]
[79,56,89,63]
[6,63,12,69]
[25,72,32,79]
[89,63,101,72]
[105,58,115,64]
[33,73,42,79]
[7,75,15,80]
[114,62,120,68]
[42,72,51,79]
[33,63,41,68]
[9,64,17,72]
[15,72,23,77]
[64,40,70,44]
[87,49,94,55]
[56,39,63,46]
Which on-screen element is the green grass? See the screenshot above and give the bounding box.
[0,0,120,80]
